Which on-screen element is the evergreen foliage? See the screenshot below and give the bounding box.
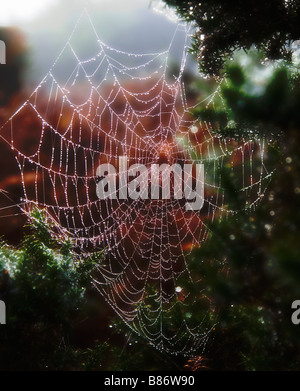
[162,0,300,370]
[164,0,300,76]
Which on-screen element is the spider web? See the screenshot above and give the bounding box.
[0,10,272,355]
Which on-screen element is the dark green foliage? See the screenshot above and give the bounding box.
[0,209,99,370]
[2,0,300,372]
[222,67,299,131]
[164,0,300,76]
[162,0,300,370]
[92,319,186,371]
[186,135,300,369]
[191,51,300,139]
[184,47,300,371]
[0,209,187,370]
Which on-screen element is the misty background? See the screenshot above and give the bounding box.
[0,0,197,89]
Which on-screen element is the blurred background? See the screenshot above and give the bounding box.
[0,0,196,92]
[0,0,203,370]
[2,0,300,372]
[0,0,199,242]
